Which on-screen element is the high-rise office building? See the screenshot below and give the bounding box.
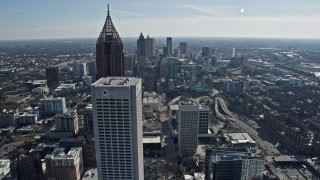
[178,100,210,156]
[45,147,83,180]
[160,57,179,86]
[202,47,211,57]
[137,32,146,72]
[87,61,96,77]
[162,46,168,56]
[73,62,87,77]
[212,48,219,58]
[92,77,144,180]
[46,67,59,89]
[178,100,199,156]
[198,105,210,135]
[179,42,187,54]
[12,155,43,180]
[205,148,264,180]
[124,55,134,75]
[145,35,156,57]
[54,110,79,135]
[83,104,94,137]
[227,47,236,58]
[167,37,172,56]
[96,5,124,79]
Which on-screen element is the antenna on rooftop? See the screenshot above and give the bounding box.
[107,3,110,16]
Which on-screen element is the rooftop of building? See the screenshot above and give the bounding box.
[84,104,92,111]
[210,149,259,162]
[40,96,65,101]
[0,159,10,169]
[55,110,77,118]
[224,133,256,145]
[179,100,197,106]
[25,80,47,85]
[143,91,159,98]
[92,77,140,87]
[143,136,161,144]
[143,96,160,104]
[82,168,98,180]
[198,104,210,111]
[55,83,76,88]
[169,104,179,111]
[45,147,81,160]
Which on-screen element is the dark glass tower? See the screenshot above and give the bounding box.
[96,5,124,80]
[136,32,146,72]
[166,37,172,56]
[46,67,59,89]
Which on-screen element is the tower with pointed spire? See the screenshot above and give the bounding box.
[96,4,124,80]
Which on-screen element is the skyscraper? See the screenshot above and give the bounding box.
[167,37,172,56]
[136,32,146,72]
[96,5,124,79]
[92,77,144,180]
[46,67,59,89]
[179,42,187,54]
[145,35,156,57]
[178,100,199,156]
[202,47,211,57]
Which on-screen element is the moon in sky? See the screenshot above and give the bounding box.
[240,9,245,13]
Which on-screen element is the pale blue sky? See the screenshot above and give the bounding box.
[1,0,320,40]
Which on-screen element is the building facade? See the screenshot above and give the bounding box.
[45,147,83,180]
[39,97,67,117]
[54,110,79,135]
[178,100,199,156]
[83,104,94,137]
[145,35,156,57]
[206,148,264,180]
[46,67,59,88]
[12,155,43,180]
[0,159,10,179]
[92,77,144,180]
[167,37,172,56]
[137,33,146,72]
[198,105,209,135]
[96,6,124,79]
[180,42,187,54]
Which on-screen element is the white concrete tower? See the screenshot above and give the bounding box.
[91,77,144,180]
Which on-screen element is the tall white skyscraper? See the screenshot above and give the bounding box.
[91,77,144,180]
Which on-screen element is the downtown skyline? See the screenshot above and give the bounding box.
[1,0,320,40]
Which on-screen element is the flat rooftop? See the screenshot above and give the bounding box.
[224,133,256,144]
[179,100,197,106]
[92,77,140,87]
[143,136,161,144]
[82,168,98,180]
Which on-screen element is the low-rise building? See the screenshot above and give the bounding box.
[143,92,161,112]
[223,133,256,147]
[54,83,76,95]
[18,113,38,125]
[0,109,19,128]
[0,159,10,179]
[39,97,67,117]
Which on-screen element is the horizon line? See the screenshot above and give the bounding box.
[1,36,320,42]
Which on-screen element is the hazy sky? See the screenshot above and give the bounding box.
[1,0,320,40]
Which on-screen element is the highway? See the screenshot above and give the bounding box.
[215,97,291,179]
